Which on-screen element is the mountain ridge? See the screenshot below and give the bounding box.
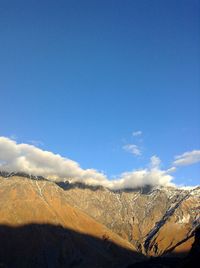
[0,171,199,267]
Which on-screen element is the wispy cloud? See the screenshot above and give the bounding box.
[123,144,141,156]
[0,136,175,189]
[166,166,177,173]
[132,130,142,137]
[173,150,200,166]
[9,134,17,140]
[28,140,44,147]
[150,155,161,169]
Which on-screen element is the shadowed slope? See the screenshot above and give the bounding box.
[180,227,200,268]
[0,223,143,268]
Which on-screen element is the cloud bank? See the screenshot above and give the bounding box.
[173,150,200,166]
[0,136,175,189]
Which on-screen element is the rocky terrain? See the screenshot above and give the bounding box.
[57,181,200,256]
[0,172,199,267]
[0,174,142,268]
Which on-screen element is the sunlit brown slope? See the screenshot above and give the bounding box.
[145,187,200,256]
[0,173,199,267]
[0,176,141,268]
[59,182,200,256]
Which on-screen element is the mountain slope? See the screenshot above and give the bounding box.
[0,173,199,267]
[0,176,141,268]
[58,182,200,256]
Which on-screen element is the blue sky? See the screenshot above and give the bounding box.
[0,0,199,186]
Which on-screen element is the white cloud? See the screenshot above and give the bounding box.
[173,150,200,166]
[132,130,142,137]
[0,136,107,184]
[150,155,161,169]
[0,136,175,189]
[109,169,174,189]
[166,166,177,173]
[123,144,141,156]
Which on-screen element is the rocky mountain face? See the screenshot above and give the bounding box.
[0,172,199,267]
[0,175,141,268]
[57,181,200,257]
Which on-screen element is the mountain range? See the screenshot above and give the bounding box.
[0,171,199,267]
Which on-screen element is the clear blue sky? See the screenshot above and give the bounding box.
[0,0,199,185]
